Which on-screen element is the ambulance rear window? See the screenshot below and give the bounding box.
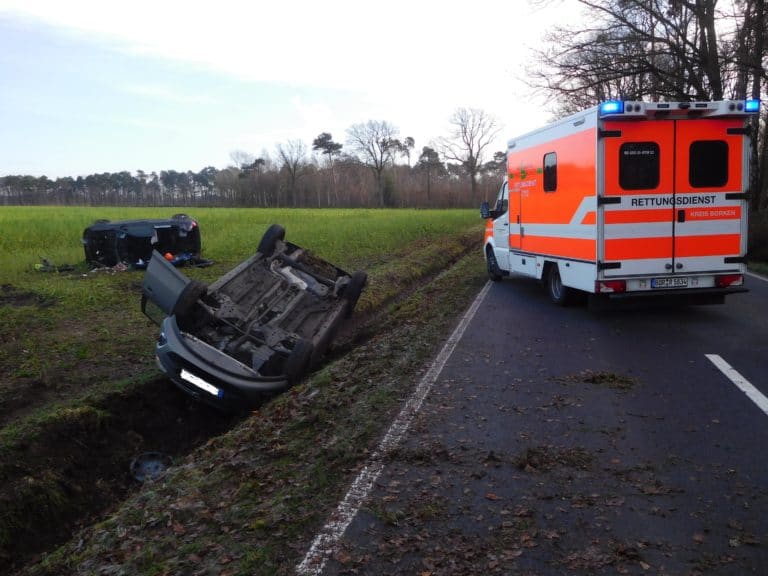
[619,142,659,190]
[690,140,728,188]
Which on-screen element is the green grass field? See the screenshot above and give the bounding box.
[0,206,478,281]
[0,206,480,396]
[0,205,485,570]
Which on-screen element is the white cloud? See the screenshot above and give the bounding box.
[123,83,211,105]
[0,0,587,175]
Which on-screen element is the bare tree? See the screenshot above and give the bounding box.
[277,140,309,207]
[528,0,768,211]
[346,120,400,206]
[438,108,502,198]
[229,149,255,169]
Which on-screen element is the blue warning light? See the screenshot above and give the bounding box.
[745,99,760,113]
[599,100,624,115]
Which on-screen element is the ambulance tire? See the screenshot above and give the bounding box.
[546,264,574,306]
[486,247,502,282]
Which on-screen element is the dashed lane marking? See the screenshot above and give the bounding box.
[295,281,492,576]
[706,354,768,417]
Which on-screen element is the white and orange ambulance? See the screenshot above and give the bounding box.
[481,99,761,305]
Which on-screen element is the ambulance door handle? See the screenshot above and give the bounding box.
[677,209,686,223]
[516,215,520,224]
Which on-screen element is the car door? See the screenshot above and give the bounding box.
[492,182,510,270]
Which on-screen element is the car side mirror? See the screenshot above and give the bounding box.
[480,201,491,219]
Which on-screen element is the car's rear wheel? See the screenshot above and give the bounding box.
[341,271,367,316]
[258,224,286,257]
[284,338,314,383]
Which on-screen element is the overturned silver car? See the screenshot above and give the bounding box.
[141,224,366,411]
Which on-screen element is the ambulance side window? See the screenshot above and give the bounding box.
[543,152,557,192]
[619,142,660,190]
[690,140,728,188]
[495,183,508,214]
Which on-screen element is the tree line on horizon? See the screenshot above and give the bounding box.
[0,109,505,209]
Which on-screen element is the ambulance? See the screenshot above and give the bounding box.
[481,99,761,305]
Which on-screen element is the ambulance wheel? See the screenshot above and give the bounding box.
[546,264,573,306]
[486,247,502,282]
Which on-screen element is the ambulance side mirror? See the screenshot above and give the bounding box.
[480,201,491,219]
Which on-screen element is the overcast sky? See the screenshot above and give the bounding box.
[0,0,582,178]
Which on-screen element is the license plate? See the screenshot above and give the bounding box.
[180,369,221,397]
[651,277,688,289]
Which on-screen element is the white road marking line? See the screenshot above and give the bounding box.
[706,354,768,416]
[295,281,492,576]
[746,271,768,284]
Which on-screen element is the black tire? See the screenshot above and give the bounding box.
[546,264,573,306]
[284,338,314,383]
[486,247,502,282]
[341,271,367,316]
[171,213,191,220]
[257,224,286,257]
[172,279,208,326]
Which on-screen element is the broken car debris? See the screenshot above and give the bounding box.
[82,214,212,269]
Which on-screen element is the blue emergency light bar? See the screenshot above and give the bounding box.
[745,99,760,113]
[599,100,624,115]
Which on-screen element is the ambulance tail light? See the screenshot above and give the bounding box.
[596,280,626,293]
[715,274,743,288]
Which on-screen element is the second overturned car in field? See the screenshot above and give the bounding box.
[141,224,367,411]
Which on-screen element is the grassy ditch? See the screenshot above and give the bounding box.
[2,217,484,573]
[21,245,488,576]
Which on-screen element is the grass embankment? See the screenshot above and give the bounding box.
[27,243,488,576]
[0,206,484,572]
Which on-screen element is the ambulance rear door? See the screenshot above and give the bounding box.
[600,113,746,279]
[601,119,676,277]
[673,118,746,273]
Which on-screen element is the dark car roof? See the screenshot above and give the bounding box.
[85,216,196,235]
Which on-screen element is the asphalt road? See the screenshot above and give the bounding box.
[317,273,768,575]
